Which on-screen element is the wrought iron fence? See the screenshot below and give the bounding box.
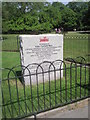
[1,34,89,59]
[1,35,19,52]
[1,58,90,119]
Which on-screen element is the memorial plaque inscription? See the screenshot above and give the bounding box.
[19,34,63,85]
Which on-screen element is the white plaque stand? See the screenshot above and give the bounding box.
[19,34,63,85]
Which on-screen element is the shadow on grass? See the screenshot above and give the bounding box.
[16,71,24,84]
[77,83,90,91]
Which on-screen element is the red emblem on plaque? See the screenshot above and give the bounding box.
[40,37,49,42]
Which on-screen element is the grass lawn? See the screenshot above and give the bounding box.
[64,32,88,59]
[2,34,19,51]
[2,32,89,69]
[2,63,89,118]
[1,32,89,118]
[2,52,20,68]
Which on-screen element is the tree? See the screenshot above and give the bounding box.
[66,2,89,30]
[61,8,77,31]
[44,5,62,28]
[2,2,89,33]
[2,2,22,33]
[82,2,90,30]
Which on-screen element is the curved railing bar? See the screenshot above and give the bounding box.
[70,60,77,67]
[30,62,45,111]
[26,63,39,71]
[7,65,26,79]
[36,61,54,73]
[37,61,56,108]
[25,63,44,74]
[65,57,76,63]
[69,59,77,101]
[76,56,86,63]
[7,65,28,116]
[7,64,36,115]
[1,67,14,76]
[51,59,66,70]
[22,64,35,113]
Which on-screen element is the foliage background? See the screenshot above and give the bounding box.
[2,2,90,34]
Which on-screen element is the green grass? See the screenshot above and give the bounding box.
[1,32,89,118]
[64,33,88,58]
[2,64,89,118]
[1,32,89,69]
[2,34,19,51]
[2,52,20,68]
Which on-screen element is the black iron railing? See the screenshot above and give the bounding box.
[1,58,90,119]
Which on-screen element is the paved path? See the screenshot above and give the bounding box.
[47,105,88,118]
[27,99,89,119]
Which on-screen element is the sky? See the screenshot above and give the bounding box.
[47,0,89,4]
[47,0,72,4]
[1,0,89,3]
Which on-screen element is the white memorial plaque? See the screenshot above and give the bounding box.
[19,34,63,85]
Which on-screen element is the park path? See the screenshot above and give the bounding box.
[45,105,88,118]
[26,98,89,119]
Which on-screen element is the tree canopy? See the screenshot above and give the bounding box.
[66,2,89,30]
[2,2,89,34]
